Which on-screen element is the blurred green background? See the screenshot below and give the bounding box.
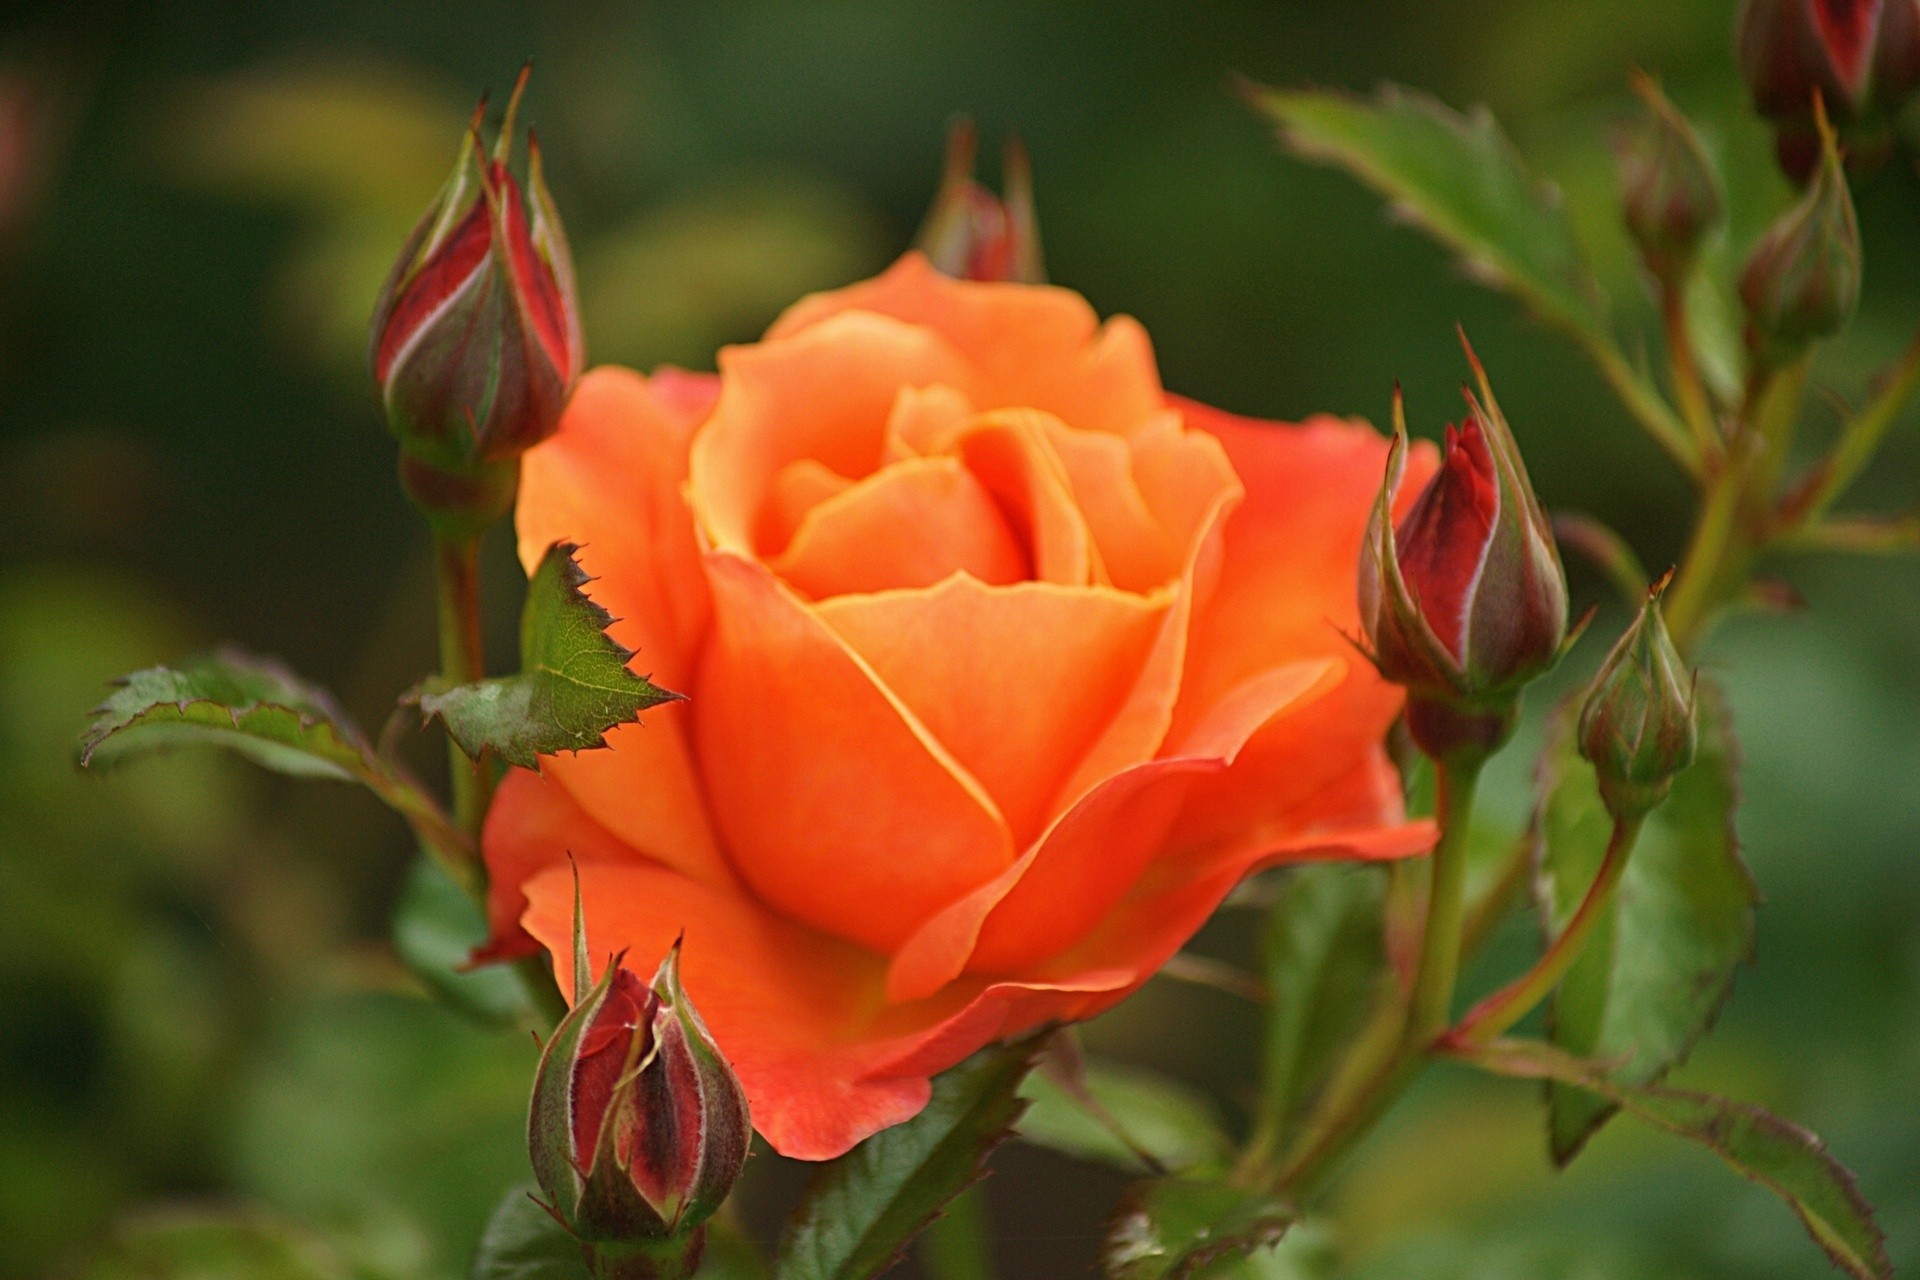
[0,1,1915,1277]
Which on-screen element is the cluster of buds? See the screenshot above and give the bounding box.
[369,65,584,536]
[1615,72,1725,289]
[1578,578,1699,821]
[1357,343,1569,764]
[1736,0,1920,179]
[529,942,750,1280]
[914,119,1046,284]
[1740,96,1861,366]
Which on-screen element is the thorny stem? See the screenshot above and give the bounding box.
[435,533,496,839]
[1449,815,1645,1044]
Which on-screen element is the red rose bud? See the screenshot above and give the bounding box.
[1617,72,1724,286]
[1736,0,1920,179]
[1578,578,1697,820]
[915,119,1045,283]
[370,65,583,534]
[1740,99,1860,364]
[528,945,750,1279]
[1358,348,1568,762]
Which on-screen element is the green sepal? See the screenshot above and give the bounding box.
[773,1041,1035,1280]
[529,954,623,1228]
[647,945,752,1231]
[1104,1178,1296,1280]
[421,543,682,769]
[1448,1038,1890,1280]
[1534,677,1755,1161]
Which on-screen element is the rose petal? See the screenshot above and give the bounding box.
[515,366,730,889]
[952,410,1099,586]
[884,657,1340,1002]
[688,311,972,556]
[769,253,1165,435]
[692,551,1016,953]
[521,858,1133,1160]
[477,766,659,960]
[816,575,1168,847]
[772,457,1027,598]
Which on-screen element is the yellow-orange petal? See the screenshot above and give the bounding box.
[522,860,1134,1159]
[688,311,972,557]
[768,253,1166,435]
[816,576,1168,848]
[771,457,1027,598]
[691,551,1015,953]
[515,366,729,888]
[952,411,1100,586]
[478,766,654,960]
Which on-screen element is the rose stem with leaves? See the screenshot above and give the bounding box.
[434,532,494,839]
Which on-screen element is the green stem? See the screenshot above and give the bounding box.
[1266,753,1485,1196]
[1450,815,1644,1044]
[1577,331,1703,482]
[1405,757,1484,1048]
[435,533,495,839]
[1660,456,1744,653]
[1661,280,1720,462]
[919,1185,995,1280]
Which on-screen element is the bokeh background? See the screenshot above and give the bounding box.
[1,1,1916,1277]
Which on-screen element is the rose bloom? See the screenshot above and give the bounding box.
[481,253,1436,1160]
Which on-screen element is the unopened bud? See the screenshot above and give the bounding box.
[1740,99,1860,363]
[1617,72,1724,285]
[370,65,584,535]
[915,119,1045,283]
[1357,339,1569,762]
[1578,579,1697,820]
[1736,0,1920,179]
[529,944,750,1279]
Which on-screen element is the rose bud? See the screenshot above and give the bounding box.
[1736,0,1920,179]
[370,64,584,534]
[1358,349,1568,762]
[528,944,750,1279]
[1617,72,1724,287]
[1578,578,1697,821]
[1739,98,1860,365]
[914,118,1045,283]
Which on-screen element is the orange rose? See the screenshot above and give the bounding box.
[481,253,1436,1160]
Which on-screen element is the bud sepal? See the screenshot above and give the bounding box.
[370,65,584,533]
[1357,341,1570,762]
[915,119,1046,283]
[1578,576,1699,821]
[528,929,751,1276]
[1617,72,1724,287]
[1740,97,1861,366]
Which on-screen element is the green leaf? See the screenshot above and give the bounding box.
[1245,82,1698,474]
[773,1042,1035,1280]
[392,855,533,1025]
[472,1186,590,1280]
[82,647,376,781]
[1451,1039,1891,1280]
[1534,677,1755,1161]
[1257,863,1390,1157]
[1104,1178,1296,1280]
[1017,1057,1232,1175]
[79,647,472,883]
[421,543,682,769]
[698,1221,772,1279]
[1246,83,1604,338]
